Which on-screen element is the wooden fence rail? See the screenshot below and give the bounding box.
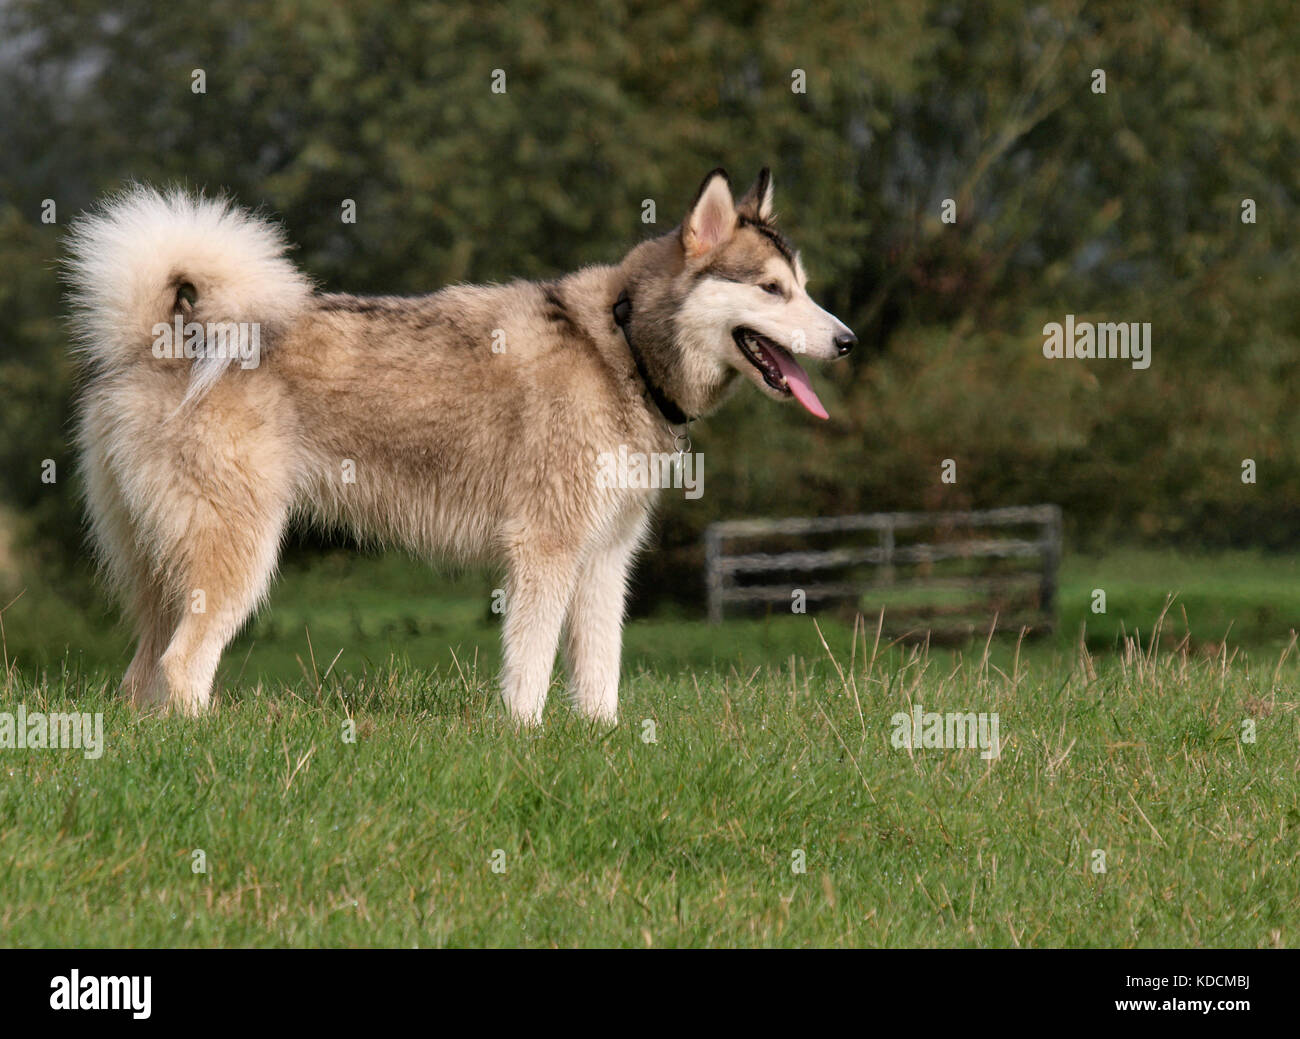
[704,505,1063,636]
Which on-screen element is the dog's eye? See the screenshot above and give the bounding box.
[760,282,782,296]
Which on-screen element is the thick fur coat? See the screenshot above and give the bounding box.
[65,169,855,724]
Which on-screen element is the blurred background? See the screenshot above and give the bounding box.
[1,0,1297,682]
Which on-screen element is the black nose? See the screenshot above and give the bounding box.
[834,331,857,356]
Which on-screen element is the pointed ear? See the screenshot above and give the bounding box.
[682,168,737,258]
[737,167,774,223]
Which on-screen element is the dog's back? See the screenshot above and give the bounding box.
[275,274,646,559]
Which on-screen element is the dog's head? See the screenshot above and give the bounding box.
[673,168,856,420]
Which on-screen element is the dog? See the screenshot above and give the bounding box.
[65,168,856,724]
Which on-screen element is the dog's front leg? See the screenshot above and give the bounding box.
[563,516,648,724]
[500,548,579,726]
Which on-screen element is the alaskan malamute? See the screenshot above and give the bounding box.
[65,168,855,724]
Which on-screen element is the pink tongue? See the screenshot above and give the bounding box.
[765,345,829,420]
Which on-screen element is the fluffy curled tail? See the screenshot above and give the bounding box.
[64,184,313,400]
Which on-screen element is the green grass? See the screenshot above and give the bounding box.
[1,622,1298,946]
[0,548,1298,946]
[8,546,1300,687]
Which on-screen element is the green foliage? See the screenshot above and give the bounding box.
[1,0,1298,606]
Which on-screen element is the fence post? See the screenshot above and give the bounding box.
[1039,506,1062,630]
[880,516,895,586]
[705,525,723,624]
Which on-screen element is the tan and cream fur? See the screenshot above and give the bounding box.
[65,168,855,725]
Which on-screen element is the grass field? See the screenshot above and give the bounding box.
[1,549,1298,946]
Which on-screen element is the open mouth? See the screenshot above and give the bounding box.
[732,327,829,420]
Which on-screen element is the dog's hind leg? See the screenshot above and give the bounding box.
[123,392,297,716]
[563,510,649,724]
[121,570,179,710]
[500,540,580,727]
[80,426,177,709]
[149,501,287,716]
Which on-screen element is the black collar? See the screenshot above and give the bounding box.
[613,289,692,426]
